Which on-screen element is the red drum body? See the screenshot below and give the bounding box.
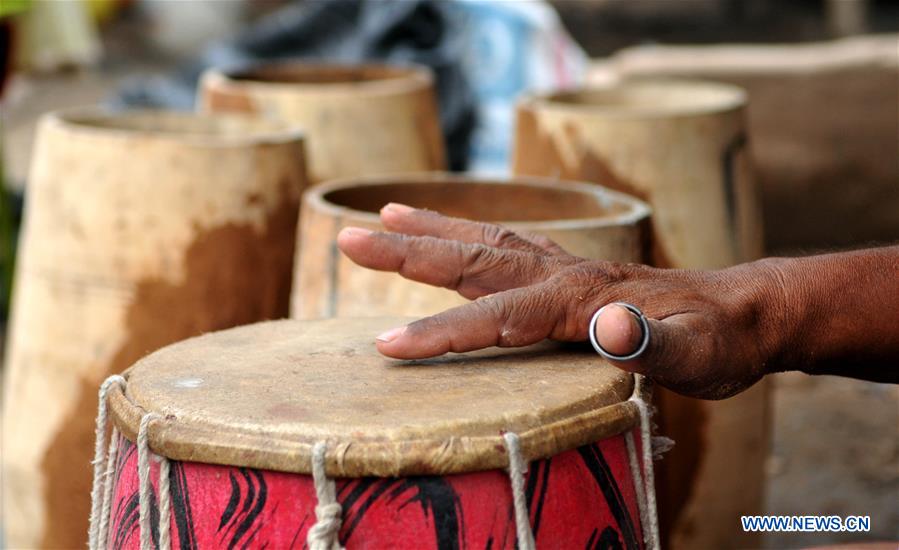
[106,432,646,549]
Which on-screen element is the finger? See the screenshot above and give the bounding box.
[593,306,711,389]
[594,303,645,356]
[380,203,566,256]
[337,227,557,299]
[375,284,565,359]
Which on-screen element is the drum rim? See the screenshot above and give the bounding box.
[106,318,646,478]
[303,172,652,232]
[107,382,642,478]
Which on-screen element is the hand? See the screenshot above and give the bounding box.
[337,203,789,399]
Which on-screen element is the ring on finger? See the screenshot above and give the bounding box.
[588,302,651,361]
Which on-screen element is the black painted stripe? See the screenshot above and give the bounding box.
[342,479,397,542]
[338,478,376,513]
[240,515,265,550]
[593,526,624,550]
[220,468,253,543]
[219,471,241,531]
[576,444,639,550]
[525,459,551,538]
[170,463,198,550]
[389,477,462,550]
[113,492,140,550]
[228,469,268,549]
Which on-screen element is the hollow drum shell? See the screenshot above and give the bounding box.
[511,81,768,549]
[513,80,764,269]
[291,174,651,319]
[199,63,446,184]
[1,110,307,549]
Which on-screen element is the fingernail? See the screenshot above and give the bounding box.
[382,203,414,214]
[376,326,406,343]
[338,227,373,238]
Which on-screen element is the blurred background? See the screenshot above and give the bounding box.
[1,0,897,548]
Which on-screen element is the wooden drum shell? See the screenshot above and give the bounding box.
[512,80,764,269]
[199,63,446,184]
[1,110,307,549]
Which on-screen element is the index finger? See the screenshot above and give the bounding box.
[380,203,567,256]
[337,228,558,299]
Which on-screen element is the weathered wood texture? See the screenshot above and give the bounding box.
[511,82,769,550]
[199,63,446,184]
[604,35,899,253]
[1,110,307,549]
[291,174,651,319]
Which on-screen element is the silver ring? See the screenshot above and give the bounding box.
[588,302,650,361]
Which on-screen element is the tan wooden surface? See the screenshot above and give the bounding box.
[511,81,769,549]
[1,109,307,549]
[513,81,764,268]
[109,317,639,478]
[291,173,651,319]
[198,62,446,184]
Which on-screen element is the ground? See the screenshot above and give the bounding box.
[764,372,898,548]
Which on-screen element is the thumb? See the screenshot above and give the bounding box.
[593,303,701,379]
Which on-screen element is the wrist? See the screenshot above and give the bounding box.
[760,257,811,373]
[718,247,897,381]
[724,256,807,375]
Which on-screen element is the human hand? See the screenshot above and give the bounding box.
[337,203,790,399]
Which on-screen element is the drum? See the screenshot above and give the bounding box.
[88,318,659,549]
[512,80,764,269]
[199,63,446,183]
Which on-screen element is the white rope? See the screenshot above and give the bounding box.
[307,442,344,550]
[97,426,120,549]
[625,430,651,546]
[159,454,171,550]
[626,374,661,550]
[503,432,535,550]
[137,412,170,550]
[88,375,125,550]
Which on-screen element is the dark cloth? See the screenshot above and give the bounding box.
[117,0,476,170]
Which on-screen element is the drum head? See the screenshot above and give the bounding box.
[109,317,638,477]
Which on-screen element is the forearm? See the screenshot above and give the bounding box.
[759,246,899,382]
